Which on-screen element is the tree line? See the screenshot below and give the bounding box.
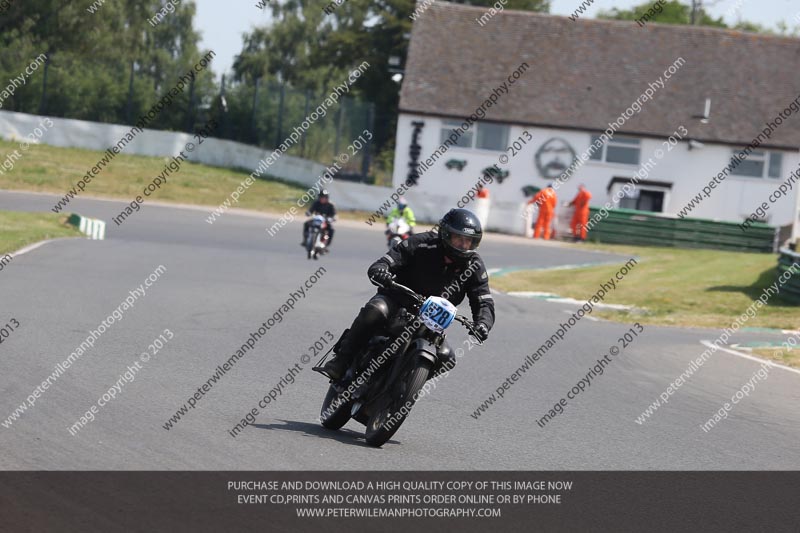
[0,0,786,181]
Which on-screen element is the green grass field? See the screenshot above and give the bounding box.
[0,139,372,221]
[492,242,798,330]
[0,210,81,256]
[752,347,800,368]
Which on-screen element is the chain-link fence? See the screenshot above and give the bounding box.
[4,54,377,183]
[219,78,376,182]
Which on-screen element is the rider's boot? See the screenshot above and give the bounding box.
[321,324,368,380]
[321,297,390,380]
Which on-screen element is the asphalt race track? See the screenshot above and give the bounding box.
[1,190,798,470]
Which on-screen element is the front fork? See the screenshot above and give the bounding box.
[383,334,439,399]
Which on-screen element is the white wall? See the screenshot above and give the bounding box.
[391,114,531,234]
[392,113,800,234]
[0,110,440,224]
[325,179,461,226]
[0,110,427,225]
[0,110,328,187]
[5,109,796,237]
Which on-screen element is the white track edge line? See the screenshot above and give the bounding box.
[700,340,800,377]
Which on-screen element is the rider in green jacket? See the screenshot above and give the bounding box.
[386,201,416,231]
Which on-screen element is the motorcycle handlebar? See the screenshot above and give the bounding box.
[454,314,483,345]
[306,213,335,221]
[371,279,424,304]
[372,280,483,344]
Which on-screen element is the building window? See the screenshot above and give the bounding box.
[609,177,670,213]
[440,120,473,148]
[618,189,664,212]
[476,123,509,151]
[589,135,640,165]
[439,120,508,151]
[730,150,782,179]
[768,152,782,178]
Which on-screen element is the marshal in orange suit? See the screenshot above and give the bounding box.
[569,184,592,241]
[528,184,557,240]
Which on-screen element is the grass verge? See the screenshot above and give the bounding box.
[0,139,374,221]
[0,210,81,256]
[751,347,800,369]
[491,242,799,330]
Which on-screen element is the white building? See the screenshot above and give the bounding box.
[392,3,800,239]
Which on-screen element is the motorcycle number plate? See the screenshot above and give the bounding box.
[420,296,456,333]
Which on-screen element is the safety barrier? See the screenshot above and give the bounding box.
[0,110,327,189]
[587,207,778,253]
[777,247,800,303]
[67,213,106,240]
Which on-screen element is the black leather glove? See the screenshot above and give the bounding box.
[473,322,489,342]
[370,267,395,286]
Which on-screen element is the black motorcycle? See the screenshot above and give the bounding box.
[304,214,332,260]
[313,281,482,447]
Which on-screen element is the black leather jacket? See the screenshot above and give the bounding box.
[307,200,336,218]
[368,230,495,329]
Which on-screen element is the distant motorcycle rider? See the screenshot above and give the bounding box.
[302,189,337,247]
[386,200,417,232]
[321,208,495,380]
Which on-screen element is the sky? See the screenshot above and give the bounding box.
[192,0,272,79]
[193,0,798,79]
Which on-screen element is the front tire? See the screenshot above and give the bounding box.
[364,359,431,447]
[306,230,317,252]
[320,384,352,430]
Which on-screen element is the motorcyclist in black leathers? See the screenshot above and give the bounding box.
[302,189,337,247]
[321,208,495,380]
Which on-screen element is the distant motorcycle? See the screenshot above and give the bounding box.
[386,218,411,248]
[314,281,483,447]
[304,215,332,260]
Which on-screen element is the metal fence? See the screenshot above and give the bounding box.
[216,77,376,181]
[778,248,800,304]
[587,207,779,253]
[6,55,377,182]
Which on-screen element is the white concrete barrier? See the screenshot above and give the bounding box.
[0,110,528,234]
[0,110,327,187]
[67,213,106,240]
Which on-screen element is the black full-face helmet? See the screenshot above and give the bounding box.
[319,189,329,201]
[438,208,483,261]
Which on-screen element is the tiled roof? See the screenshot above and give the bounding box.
[400,2,800,148]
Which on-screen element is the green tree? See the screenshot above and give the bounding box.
[234,0,550,173]
[598,0,726,27]
[450,0,549,9]
[0,0,215,131]
[598,1,793,35]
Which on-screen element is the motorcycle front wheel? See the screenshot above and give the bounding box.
[320,384,352,430]
[306,229,317,259]
[364,359,431,447]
